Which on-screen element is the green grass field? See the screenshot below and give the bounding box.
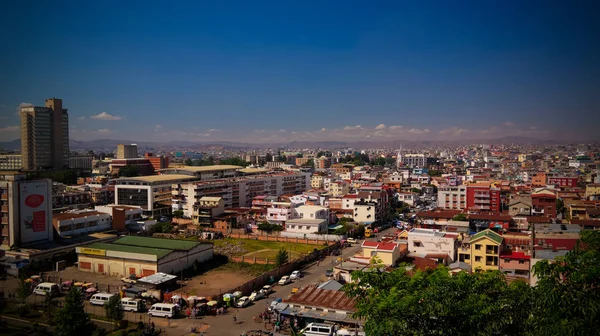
[213,238,321,257]
[243,249,305,259]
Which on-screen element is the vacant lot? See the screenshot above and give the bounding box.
[213,238,321,259]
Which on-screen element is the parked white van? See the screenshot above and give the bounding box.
[300,323,336,336]
[120,298,144,312]
[90,293,116,306]
[33,282,60,297]
[148,303,178,318]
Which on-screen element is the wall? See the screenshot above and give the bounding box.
[470,239,500,271]
[499,258,530,271]
[19,180,53,244]
[229,232,341,243]
[157,246,214,274]
[407,234,457,262]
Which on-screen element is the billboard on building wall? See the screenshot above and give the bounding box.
[20,181,50,243]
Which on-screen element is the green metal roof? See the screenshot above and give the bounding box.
[113,236,200,251]
[85,242,172,258]
[471,229,503,245]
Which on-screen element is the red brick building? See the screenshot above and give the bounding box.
[531,188,557,218]
[466,182,501,212]
[144,153,169,173]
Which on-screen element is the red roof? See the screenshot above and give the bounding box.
[570,219,600,227]
[361,241,399,251]
[286,285,355,311]
[499,251,531,260]
[417,210,461,219]
[343,194,358,199]
[469,214,513,221]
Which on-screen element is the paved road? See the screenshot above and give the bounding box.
[23,229,394,335]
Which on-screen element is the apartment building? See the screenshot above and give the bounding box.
[116,144,139,159]
[0,173,53,249]
[172,171,310,217]
[266,202,297,225]
[20,98,69,170]
[437,185,467,210]
[68,156,93,170]
[115,174,198,217]
[469,229,503,271]
[531,188,557,218]
[144,153,169,172]
[328,181,350,197]
[547,176,578,188]
[398,154,427,168]
[533,224,580,260]
[466,181,501,212]
[193,197,225,227]
[0,154,22,171]
[397,191,418,206]
[310,175,324,189]
[315,156,331,169]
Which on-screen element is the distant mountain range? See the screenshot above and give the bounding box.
[0,136,595,152]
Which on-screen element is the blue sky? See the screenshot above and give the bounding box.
[0,1,598,143]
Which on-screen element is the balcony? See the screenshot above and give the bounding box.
[0,194,7,201]
[1,228,8,236]
[1,206,7,212]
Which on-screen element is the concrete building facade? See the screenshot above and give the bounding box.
[20,98,69,170]
[0,154,22,171]
[116,144,139,159]
[0,173,53,249]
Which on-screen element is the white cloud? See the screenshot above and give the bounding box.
[207,128,221,132]
[93,128,112,134]
[504,121,515,127]
[343,125,362,130]
[198,133,212,137]
[375,124,386,130]
[91,112,122,120]
[529,126,538,130]
[408,128,430,134]
[320,128,327,132]
[279,129,286,133]
[439,127,468,136]
[77,116,86,120]
[0,125,19,132]
[154,124,163,132]
[388,125,404,130]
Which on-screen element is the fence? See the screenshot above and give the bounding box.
[220,241,340,299]
[228,233,337,246]
[230,256,276,265]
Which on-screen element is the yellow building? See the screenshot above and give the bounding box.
[469,229,503,271]
[585,184,600,199]
[310,175,324,189]
[359,241,404,266]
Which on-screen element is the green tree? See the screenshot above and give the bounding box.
[410,187,421,193]
[265,153,273,162]
[149,221,173,234]
[301,159,314,167]
[275,248,289,266]
[529,230,600,335]
[184,158,193,166]
[344,266,532,336]
[104,294,124,328]
[54,288,94,336]
[118,165,139,177]
[172,210,184,218]
[452,213,468,221]
[556,198,566,217]
[257,222,283,233]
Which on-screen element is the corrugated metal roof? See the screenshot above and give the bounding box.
[286,285,355,311]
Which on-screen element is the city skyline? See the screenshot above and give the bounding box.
[1,1,599,143]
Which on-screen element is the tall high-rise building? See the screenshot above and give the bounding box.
[116,144,138,159]
[20,98,69,170]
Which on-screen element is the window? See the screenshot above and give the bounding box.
[475,256,482,262]
[413,241,422,247]
[475,244,482,250]
[518,260,525,264]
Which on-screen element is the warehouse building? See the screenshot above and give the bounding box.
[75,236,213,278]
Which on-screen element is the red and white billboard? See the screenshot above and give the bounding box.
[20,181,51,243]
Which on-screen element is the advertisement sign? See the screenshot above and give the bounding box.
[79,248,106,256]
[20,181,50,243]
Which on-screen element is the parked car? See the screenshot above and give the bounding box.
[278,276,291,285]
[121,274,137,284]
[290,270,302,280]
[331,249,341,256]
[249,291,265,302]
[325,269,334,277]
[236,296,251,308]
[347,237,357,244]
[260,285,273,295]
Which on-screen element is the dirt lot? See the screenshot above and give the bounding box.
[180,269,254,298]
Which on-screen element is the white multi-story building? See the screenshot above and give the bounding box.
[398,154,427,168]
[295,205,329,225]
[173,171,310,217]
[267,202,298,225]
[0,154,22,171]
[437,185,467,210]
[407,228,458,263]
[396,192,418,206]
